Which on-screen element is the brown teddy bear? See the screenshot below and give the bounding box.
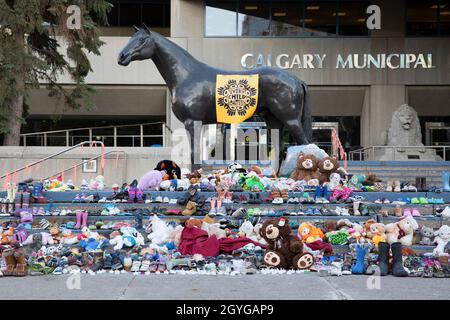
[318,156,339,184]
[259,217,314,270]
[290,153,320,183]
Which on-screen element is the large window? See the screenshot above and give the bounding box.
[407,0,450,36]
[107,0,170,28]
[205,0,370,37]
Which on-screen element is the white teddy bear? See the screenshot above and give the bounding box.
[433,225,450,257]
[239,221,267,246]
[146,215,174,245]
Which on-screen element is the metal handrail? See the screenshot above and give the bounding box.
[43,150,126,181]
[349,145,450,161]
[0,141,105,180]
[20,122,172,147]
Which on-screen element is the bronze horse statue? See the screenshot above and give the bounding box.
[118,26,312,169]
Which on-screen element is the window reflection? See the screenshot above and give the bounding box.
[338,1,369,36]
[407,0,439,36]
[238,1,271,36]
[270,1,304,36]
[205,1,237,36]
[440,0,450,35]
[303,1,338,36]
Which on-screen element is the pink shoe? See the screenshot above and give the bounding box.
[74,210,82,229]
[411,208,421,217]
[81,211,89,228]
[340,187,352,201]
[403,208,412,217]
[330,189,342,202]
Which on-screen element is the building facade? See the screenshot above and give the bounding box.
[25,0,450,159]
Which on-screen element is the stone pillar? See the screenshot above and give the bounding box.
[362,85,406,147]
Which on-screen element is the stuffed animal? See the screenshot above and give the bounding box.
[187,169,203,184]
[109,226,145,250]
[60,229,79,245]
[22,232,54,246]
[146,215,174,245]
[202,222,226,239]
[326,229,349,245]
[317,156,339,185]
[1,227,15,245]
[433,225,450,257]
[419,226,435,246]
[385,216,419,246]
[369,223,386,247]
[89,175,105,191]
[362,219,377,239]
[238,221,267,245]
[328,173,342,190]
[290,154,320,185]
[50,224,61,244]
[137,170,164,190]
[297,222,325,244]
[259,217,314,270]
[185,218,203,228]
[155,160,181,180]
[159,178,190,191]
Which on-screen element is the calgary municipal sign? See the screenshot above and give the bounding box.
[241,53,435,70]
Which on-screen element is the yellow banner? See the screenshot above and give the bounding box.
[216,74,259,124]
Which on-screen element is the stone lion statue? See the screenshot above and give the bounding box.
[386,104,423,146]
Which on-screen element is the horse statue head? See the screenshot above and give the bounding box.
[118,25,155,66]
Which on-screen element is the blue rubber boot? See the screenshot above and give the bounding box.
[443,171,450,192]
[315,186,321,200]
[322,185,329,200]
[351,246,368,274]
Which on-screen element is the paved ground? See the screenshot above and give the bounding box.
[1,273,449,300]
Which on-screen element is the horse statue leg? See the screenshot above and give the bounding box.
[184,119,201,171]
[264,116,284,174]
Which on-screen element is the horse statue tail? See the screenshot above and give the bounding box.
[300,82,312,143]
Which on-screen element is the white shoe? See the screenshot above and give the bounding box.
[441,206,450,218]
[272,197,283,204]
[163,197,169,203]
[169,198,178,204]
[340,208,350,216]
[154,196,163,203]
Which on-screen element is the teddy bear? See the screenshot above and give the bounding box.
[290,153,320,185]
[145,215,174,245]
[259,217,314,270]
[385,215,419,246]
[186,168,203,184]
[317,156,339,185]
[137,170,164,190]
[433,225,450,257]
[1,227,15,245]
[369,223,386,247]
[297,222,325,244]
[238,221,267,245]
[362,219,377,239]
[419,226,435,246]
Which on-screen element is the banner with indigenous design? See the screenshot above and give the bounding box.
[215,74,259,124]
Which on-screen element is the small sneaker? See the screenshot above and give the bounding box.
[272,197,283,204]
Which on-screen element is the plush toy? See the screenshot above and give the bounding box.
[22,232,54,246]
[317,156,339,185]
[419,226,435,246]
[369,223,386,247]
[241,172,265,191]
[50,224,61,244]
[290,154,320,185]
[146,215,174,245]
[385,216,419,246]
[187,169,203,184]
[202,222,226,239]
[237,221,266,245]
[1,227,15,245]
[297,222,325,244]
[259,217,314,269]
[433,225,450,257]
[137,170,164,190]
[327,173,342,190]
[326,229,349,245]
[185,218,203,229]
[60,229,79,245]
[362,219,377,239]
[109,226,145,250]
[347,222,367,244]
[89,175,105,191]
[155,160,181,180]
[159,178,190,191]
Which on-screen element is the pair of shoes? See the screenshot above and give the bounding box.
[378,242,408,277]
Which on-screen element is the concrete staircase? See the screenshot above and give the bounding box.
[346,161,450,187]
